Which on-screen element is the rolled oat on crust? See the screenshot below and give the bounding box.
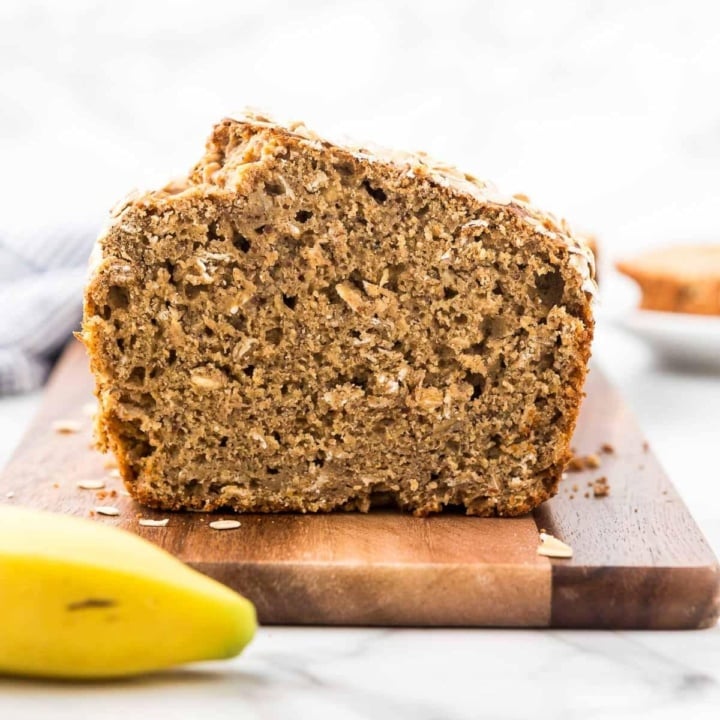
[81,111,595,517]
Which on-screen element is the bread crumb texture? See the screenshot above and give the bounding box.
[81,111,595,517]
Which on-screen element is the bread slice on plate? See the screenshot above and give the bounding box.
[617,245,720,315]
[81,112,595,516]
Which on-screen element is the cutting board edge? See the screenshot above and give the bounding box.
[549,561,720,629]
[189,558,552,627]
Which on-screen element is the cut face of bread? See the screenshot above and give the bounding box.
[82,113,595,516]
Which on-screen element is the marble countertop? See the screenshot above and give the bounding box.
[2,1,720,717]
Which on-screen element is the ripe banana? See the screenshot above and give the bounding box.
[0,504,256,679]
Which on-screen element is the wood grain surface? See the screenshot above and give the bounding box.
[1,341,718,628]
[535,375,720,629]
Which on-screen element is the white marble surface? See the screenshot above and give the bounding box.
[2,1,720,717]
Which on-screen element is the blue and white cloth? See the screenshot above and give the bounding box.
[0,225,96,394]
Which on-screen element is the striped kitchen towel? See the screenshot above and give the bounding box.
[0,223,96,395]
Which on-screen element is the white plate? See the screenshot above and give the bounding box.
[613,309,720,369]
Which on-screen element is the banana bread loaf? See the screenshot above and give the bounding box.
[82,112,595,516]
[617,245,720,315]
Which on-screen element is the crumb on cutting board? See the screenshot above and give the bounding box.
[566,453,603,472]
[592,476,610,497]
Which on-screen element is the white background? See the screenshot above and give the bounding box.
[1,1,720,718]
[2,0,720,248]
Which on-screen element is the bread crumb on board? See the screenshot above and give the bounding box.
[567,443,617,472]
[52,419,82,434]
[585,453,601,469]
[592,476,610,497]
[566,453,601,472]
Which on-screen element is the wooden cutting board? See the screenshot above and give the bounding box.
[1,341,718,629]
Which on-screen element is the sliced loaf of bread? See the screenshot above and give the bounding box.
[82,113,595,516]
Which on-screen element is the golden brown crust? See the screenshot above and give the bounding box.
[82,112,595,517]
[192,112,597,295]
[617,245,720,315]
